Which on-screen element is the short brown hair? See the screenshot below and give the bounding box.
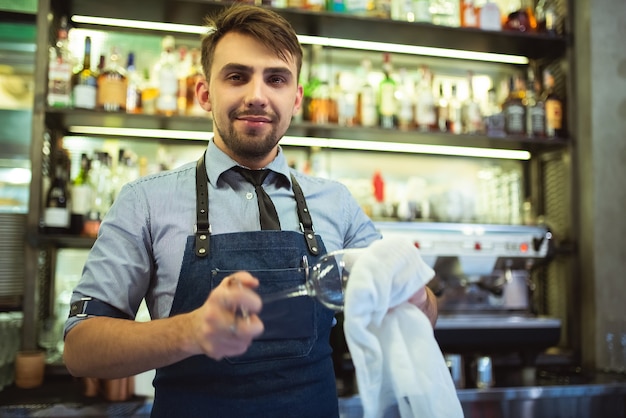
[200,4,303,81]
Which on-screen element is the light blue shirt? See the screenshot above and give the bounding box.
[65,139,380,334]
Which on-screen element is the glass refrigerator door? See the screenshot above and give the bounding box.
[0,21,35,214]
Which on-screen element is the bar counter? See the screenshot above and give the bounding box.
[1,370,625,417]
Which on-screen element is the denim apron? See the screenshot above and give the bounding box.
[151,155,338,418]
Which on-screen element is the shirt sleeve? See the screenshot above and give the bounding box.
[341,183,382,249]
[63,182,154,337]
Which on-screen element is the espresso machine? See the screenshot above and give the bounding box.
[373,221,562,388]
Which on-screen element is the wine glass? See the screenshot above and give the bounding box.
[262,248,364,311]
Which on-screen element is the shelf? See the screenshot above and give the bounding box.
[66,0,567,60]
[0,10,37,24]
[38,234,96,249]
[46,108,570,154]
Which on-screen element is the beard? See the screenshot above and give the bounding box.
[214,111,282,162]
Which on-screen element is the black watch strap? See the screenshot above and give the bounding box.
[68,297,131,320]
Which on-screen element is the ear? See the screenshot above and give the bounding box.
[292,84,303,117]
[195,77,212,112]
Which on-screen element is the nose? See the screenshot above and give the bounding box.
[244,75,268,109]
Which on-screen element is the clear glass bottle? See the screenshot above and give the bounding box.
[462,72,483,134]
[483,87,506,137]
[447,83,463,134]
[97,47,127,112]
[436,82,449,132]
[479,0,502,31]
[154,36,178,116]
[414,66,437,132]
[430,0,460,27]
[47,16,73,108]
[396,68,414,131]
[357,59,377,128]
[125,52,142,114]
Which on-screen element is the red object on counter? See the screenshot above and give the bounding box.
[372,171,385,203]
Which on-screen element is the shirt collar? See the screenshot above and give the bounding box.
[205,138,292,187]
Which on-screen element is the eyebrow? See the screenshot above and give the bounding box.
[220,63,294,78]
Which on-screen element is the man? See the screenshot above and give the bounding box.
[63,4,437,417]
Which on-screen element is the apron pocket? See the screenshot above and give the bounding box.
[212,268,317,364]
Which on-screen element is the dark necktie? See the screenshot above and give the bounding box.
[233,166,281,230]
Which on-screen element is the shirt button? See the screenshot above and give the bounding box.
[246,192,254,200]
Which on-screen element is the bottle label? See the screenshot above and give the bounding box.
[416,94,436,127]
[379,83,396,116]
[98,77,127,110]
[48,61,72,107]
[505,104,525,134]
[73,85,97,109]
[529,105,546,136]
[545,99,563,130]
[44,207,71,228]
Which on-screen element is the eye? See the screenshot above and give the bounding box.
[227,73,244,83]
[268,75,287,85]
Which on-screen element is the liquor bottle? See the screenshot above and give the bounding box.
[462,72,483,134]
[97,47,127,112]
[390,0,415,22]
[71,153,92,234]
[479,0,502,31]
[460,0,479,28]
[378,53,397,129]
[447,83,463,134]
[43,149,72,234]
[542,69,564,138]
[436,82,448,132]
[535,0,557,35]
[503,74,526,136]
[141,69,159,115]
[414,66,437,132]
[72,36,97,109]
[356,59,377,128]
[154,36,178,116]
[396,68,414,131]
[335,71,358,127]
[413,0,432,22]
[125,52,142,114]
[430,0,461,27]
[525,66,546,138]
[186,48,206,117]
[177,46,190,115]
[483,87,506,137]
[47,16,73,108]
[503,0,537,32]
[310,76,331,125]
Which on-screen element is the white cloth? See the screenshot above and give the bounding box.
[343,237,464,418]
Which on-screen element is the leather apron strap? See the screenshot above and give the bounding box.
[194,152,320,256]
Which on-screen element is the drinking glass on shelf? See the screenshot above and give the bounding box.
[262,248,364,311]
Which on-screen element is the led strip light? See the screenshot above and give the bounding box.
[70,15,529,64]
[68,126,531,160]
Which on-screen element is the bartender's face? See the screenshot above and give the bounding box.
[196,31,303,169]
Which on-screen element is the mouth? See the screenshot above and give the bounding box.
[235,113,273,124]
